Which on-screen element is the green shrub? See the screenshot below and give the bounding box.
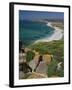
[56,69,64,77]
[47,59,58,77]
[47,59,64,77]
[26,51,35,62]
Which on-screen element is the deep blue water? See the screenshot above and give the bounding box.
[19,20,54,47]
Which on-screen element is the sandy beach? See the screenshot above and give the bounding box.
[34,22,63,43]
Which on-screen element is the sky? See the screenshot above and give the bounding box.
[19,10,64,21]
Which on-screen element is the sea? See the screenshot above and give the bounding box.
[19,20,55,47]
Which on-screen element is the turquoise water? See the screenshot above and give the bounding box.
[19,20,55,46]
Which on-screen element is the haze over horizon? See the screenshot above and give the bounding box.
[19,10,64,21]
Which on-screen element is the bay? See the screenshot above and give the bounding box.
[19,20,55,47]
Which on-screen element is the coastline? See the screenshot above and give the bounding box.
[34,22,63,43]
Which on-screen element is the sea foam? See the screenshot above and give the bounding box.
[34,22,63,43]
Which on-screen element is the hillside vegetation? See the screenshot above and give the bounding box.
[28,40,64,77]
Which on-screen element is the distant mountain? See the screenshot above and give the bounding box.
[44,19,64,23]
[19,18,64,23]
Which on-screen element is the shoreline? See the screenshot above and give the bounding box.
[34,22,63,43]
